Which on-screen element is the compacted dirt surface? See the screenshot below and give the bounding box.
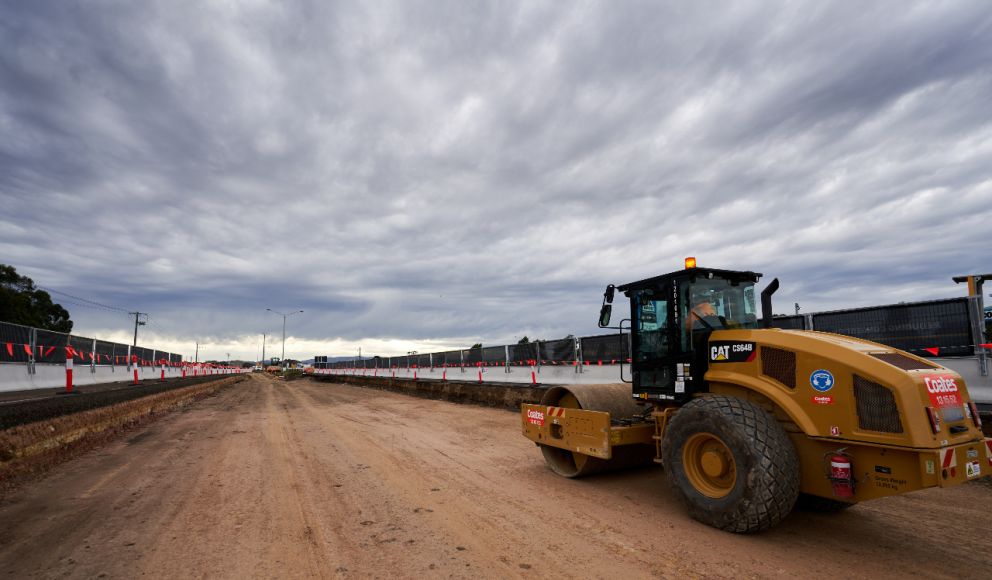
[0,373,989,579]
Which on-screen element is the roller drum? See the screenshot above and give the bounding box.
[539,383,655,478]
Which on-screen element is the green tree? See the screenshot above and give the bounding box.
[517,336,530,344]
[469,343,482,349]
[0,264,73,332]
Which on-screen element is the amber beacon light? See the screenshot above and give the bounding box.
[685,257,697,269]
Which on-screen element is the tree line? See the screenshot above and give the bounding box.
[0,264,73,333]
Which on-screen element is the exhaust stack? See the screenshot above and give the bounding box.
[761,278,780,328]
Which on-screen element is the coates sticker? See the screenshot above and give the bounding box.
[924,375,962,408]
[810,369,835,392]
[526,409,545,426]
[812,395,834,405]
[709,341,757,363]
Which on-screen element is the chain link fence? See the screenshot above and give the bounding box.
[771,297,974,357]
[318,333,633,370]
[315,297,981,370]
[0,320,183,367]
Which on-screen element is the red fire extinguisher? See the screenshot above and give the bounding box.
[828,452,855,498]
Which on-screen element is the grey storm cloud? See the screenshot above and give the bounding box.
[1,1,991,358]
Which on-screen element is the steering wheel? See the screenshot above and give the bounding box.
[688,308,715,330]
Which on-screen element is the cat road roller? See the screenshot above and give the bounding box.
[521,259,992,533]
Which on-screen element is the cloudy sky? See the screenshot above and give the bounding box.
[2,1,990,362]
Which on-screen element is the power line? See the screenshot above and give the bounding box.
[41,295,134,318]
[39,287,131,313]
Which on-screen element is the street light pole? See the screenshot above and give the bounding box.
[266,308,303,366]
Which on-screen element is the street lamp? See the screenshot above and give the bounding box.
[266,308,304,365]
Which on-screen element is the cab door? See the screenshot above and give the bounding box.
[631,286,678,400]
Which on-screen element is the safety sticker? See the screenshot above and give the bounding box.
[810,369,835,392]
[966,460,981,479]
[829,426,841,436]
[941,448,957,469]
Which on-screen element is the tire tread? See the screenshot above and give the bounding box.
[663,395,800,533]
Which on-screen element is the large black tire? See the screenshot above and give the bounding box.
[795,493,855,513]
[662,396,800,533]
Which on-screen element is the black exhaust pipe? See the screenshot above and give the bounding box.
[761,278,779,329]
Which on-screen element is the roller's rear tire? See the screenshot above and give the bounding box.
[662,396,799,533]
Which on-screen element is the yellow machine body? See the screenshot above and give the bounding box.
[522,328,991,501]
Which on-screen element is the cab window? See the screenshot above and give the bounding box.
[681,279,758,350]
[635,291,669,362]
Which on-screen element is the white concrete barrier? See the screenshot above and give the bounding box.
[936,356,991,406]
[319,355,992,405]
[321,363,629,386]
[0,364,242,393]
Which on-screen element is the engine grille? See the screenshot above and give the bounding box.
[761,347,796,389]
[854,375,904,433]
[870,352,937,371]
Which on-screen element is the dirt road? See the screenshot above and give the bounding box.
[0,374,989,579]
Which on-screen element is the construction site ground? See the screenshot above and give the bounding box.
[0,373,989,579]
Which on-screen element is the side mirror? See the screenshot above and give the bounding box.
[598,304,612,327]
[604,284,615,304]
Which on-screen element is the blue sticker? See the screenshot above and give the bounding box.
[810,369,835,392]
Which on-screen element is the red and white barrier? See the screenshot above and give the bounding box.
[65,350,73,393]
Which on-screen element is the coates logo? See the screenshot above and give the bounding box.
[812,396,834,405]
[924,376,958,394]
[526,409,545,426]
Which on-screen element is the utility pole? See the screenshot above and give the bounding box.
[261,333,266,366]
[195,341,199,364]
[267,309,303,366]
[130,312,147,346]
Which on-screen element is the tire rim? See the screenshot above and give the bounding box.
[683,433,736,498]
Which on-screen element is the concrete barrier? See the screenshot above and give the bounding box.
[317,363,623,386]
[318,355,992,406]
[937,356,991,410]
[0,364,245,393]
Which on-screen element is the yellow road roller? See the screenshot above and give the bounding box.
[522,260,991,533]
